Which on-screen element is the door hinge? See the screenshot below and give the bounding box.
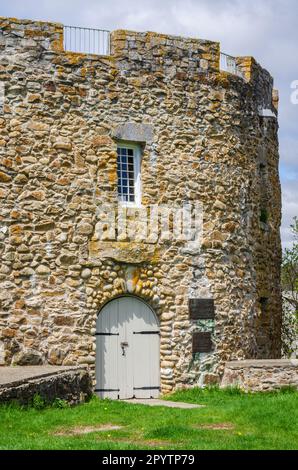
[133,331,160,335]
[95,388,120,392]
[133,386,160,390]
[95,332,119,336]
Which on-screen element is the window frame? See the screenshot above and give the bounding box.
[117,142,142,207]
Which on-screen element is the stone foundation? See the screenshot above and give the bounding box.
[221,360,298,391]
[0,366,92,405]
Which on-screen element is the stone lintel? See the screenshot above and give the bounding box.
[111,122,154,144]
[89,240,159,264]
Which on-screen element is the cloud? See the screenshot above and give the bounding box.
[280,135,298,170]
[281,178,298,248]
[1,0,297,247]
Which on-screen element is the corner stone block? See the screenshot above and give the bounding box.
[111,122,154,143]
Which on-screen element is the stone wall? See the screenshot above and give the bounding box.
[0,16,282,392]
[0,366,92,405]
[221,360,298,391]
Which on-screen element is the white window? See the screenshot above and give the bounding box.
[117,143,141,206]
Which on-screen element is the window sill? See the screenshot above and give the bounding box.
[118,201,143,209]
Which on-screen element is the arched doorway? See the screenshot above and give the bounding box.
[95,296,160,399]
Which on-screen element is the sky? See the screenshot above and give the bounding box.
[1,0,297,249]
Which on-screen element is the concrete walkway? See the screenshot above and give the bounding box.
[123,398,204,408]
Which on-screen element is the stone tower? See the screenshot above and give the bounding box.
[0,17,282,393]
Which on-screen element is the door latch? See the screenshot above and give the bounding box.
[120,341,129,356]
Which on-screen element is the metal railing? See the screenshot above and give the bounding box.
[63,26,244,79]
[220,52,244,78]
[63,25,110,55]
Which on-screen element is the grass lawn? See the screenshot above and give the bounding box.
[0,387,297,450]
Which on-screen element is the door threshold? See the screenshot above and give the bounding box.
[121,398,204,408]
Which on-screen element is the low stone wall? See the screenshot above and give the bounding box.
[0,366,92,405]
[221,360,298,392]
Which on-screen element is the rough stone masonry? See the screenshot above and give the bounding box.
[0,16,282,393]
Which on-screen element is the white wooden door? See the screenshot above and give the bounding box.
[95,296,160,399]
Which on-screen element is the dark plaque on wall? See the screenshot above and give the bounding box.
[189,299,215,320]
[192,332,213,353]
